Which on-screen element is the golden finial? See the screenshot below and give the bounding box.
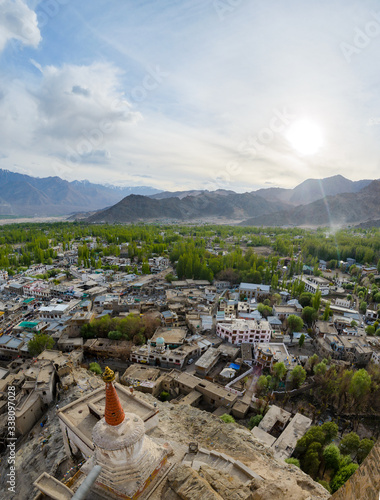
[102,366,115,383]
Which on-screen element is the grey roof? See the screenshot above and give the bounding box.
[239,283,270,292]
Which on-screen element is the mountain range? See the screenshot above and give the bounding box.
[85,174,380,227]
[0,169,160,216]
[1,169,379,227]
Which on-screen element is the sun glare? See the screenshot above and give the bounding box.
[286,119,323,155]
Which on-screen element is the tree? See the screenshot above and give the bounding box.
[330,463,358,493]
[299,292,313,307]
[307,353,319,372]
[141,261,150,274]
[302,307,318,327]
[339,432,360,456]
[359,301,367,314]
[108,330,122,340]
[285,458,300,468]
[323,444,340,473]
[28,333,55,356]
[302,442,322,477]
[312,288,322,312]
[298,333,305,349]
[365,325,375,336]
[159,391,171,402]
[256,375,271,395]
[349,369,371,402]
[322,302,331,321]
[89,362,102,375]
[248,414,263,429]
[314,361,327,377]
[356,438,374,464]
[321,422,338,443]
[290,365,306,388]
[288,314,304,333]
[272,361,287,381]
[220,414,235,423]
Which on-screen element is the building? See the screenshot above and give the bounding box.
[130,341,199,369]
[273,303,302,320]
[239,283,271,301]
[150,327,187,348]
[251,405,312,460]
[298,275,330,295]
[216,318,271,345]
[254,342,296,370]
[194,347,220,377]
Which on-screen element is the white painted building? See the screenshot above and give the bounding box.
[216,319,271,345]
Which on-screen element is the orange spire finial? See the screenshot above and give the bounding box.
[102,366,125,426]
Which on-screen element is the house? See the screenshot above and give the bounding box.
[273,304,302,320]
[239,283,271,301]
[216,319,271,345]
[254,342,296,370]
[251,405,312,460]
[298,275,330,295]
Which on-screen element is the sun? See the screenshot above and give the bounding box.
[286,119,323,155]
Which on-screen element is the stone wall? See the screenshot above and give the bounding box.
[331,439,380,500]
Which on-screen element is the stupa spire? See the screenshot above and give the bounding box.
[102,366,125,426]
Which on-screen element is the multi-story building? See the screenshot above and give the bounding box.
[216,319,271,345]
[239,283,271,301]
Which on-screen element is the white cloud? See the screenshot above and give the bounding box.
[0,0,41,51]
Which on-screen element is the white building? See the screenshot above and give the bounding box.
[298,276,330,296]
[216,319,271,345]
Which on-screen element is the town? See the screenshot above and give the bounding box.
[0,222,379,498]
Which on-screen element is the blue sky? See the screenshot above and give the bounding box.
[0,0,380,191]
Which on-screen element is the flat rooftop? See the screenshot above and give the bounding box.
[151,327,187,344]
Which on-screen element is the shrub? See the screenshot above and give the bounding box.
[89,362,102,375]
[248,414,263,429]
[220,414,235,424]
[285,458,300,468]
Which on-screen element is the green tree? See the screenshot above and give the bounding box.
[28,333,55,356]
[288,314,304,333]
[302,306,318,327]
[339,432,360,456]
[323,444,340,472]
[299,292,313,308]
[356,438,374,464]
[290,365,306,388]
[272,361,287,381]
[108,330,122,340]
[314,361,327,377]
[256,374,271,395]
[248,414,263,429]
[141,261,150,274]
[321,422,338,443]
[220,414,235,423]
[322,302,331,321]
[159,391,171,402]
[312,288,322,312]
[302,442,322,477]
[349,369,371,402]
[89,362,102,374]
[359,301,367,314]
[298,333,306,348]
[330,463,358,493]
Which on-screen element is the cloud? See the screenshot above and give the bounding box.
[0,0,41,52]
[32,62,141,142]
